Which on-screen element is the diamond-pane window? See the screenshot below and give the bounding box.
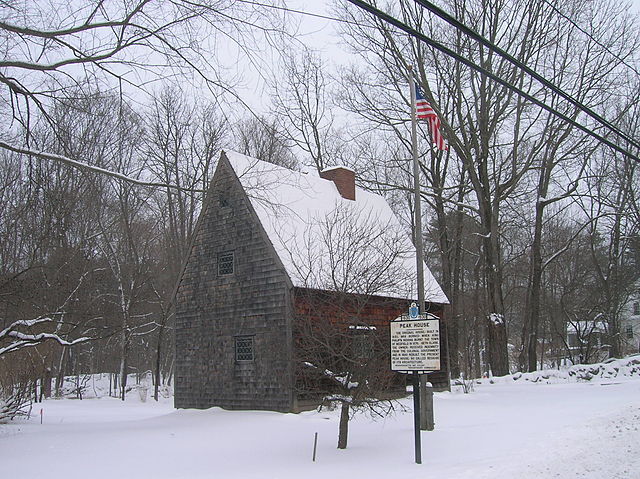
[235,336,254,361]
[218,251,234,276]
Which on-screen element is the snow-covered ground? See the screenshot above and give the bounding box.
[1,368,639,479]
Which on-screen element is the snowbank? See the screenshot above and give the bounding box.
[486,354,640,384]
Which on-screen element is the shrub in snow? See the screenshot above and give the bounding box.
[58,374,92,399]
[296,312,404,450]
[0,366,32,422]
[0,386,31,422]
[452,374,474,393]
[53,373,172,401]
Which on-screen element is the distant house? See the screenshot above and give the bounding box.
[566,320,609,364]
[564,292,640,364]
[621,293,640,356]
[173,151,449,412]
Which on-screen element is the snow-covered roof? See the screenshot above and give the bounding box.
[223,150,449,304]
[566,321,608,333]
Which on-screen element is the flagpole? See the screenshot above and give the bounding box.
[409,66,425,465]
[409,74,426,318]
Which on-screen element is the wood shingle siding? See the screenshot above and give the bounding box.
[175,154,294,412]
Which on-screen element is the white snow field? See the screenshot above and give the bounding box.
[1,368,639,479]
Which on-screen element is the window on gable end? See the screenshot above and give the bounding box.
[235,335,254,362]
[219,190,230,208]
[218,251,234,276]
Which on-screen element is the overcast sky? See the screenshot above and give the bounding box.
[241,1,640,115]
[290,0,640,51]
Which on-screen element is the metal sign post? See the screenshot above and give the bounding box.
[412,371,421,463]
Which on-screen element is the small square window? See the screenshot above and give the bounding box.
[352,334,373,359]
[218,251,234,276]
[235,336,254,361]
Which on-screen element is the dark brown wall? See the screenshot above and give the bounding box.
[293,288,449,390]
[174,154,294,412]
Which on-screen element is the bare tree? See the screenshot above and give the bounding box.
[234,115,298,169]
[146,87,228,277]
[272,47,336,172]
[579,157,639,359]
[288,203,414,449]
[0,0,285,136]
[334,0,640,375]
[516,0,640,372]
[294,302,400,449]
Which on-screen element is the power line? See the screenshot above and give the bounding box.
[344,0,640,163]
[412,0,640,152]
[540,0,640,78]
[235,0,363,27]
[250,0,639,153]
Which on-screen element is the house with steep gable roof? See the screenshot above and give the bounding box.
[174,151,449,412]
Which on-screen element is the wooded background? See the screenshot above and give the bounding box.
[1,0,639,406]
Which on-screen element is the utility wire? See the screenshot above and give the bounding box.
[235,0,363,27]
[344,0,640,163]
[540,0,640,77]
[412,0,640,152]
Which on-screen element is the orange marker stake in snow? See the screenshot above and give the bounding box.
[40,408,43,424]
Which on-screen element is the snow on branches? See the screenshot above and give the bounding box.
[0,316,90,357]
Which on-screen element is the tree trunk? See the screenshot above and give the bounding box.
[520,201,544,372]
[119,326,129,401]
[154,323,164,401]
[483,228,510,376]
[607,211,623,359]
[472,260,482,378]
[41,368,52,400]
[337,402,350,449]
[54,347,67,397]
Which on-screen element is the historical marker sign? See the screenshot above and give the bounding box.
[390,317,440,372]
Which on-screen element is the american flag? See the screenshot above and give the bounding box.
[415,83,447,151]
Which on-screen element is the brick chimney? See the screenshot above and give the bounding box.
[320,166,356,201]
